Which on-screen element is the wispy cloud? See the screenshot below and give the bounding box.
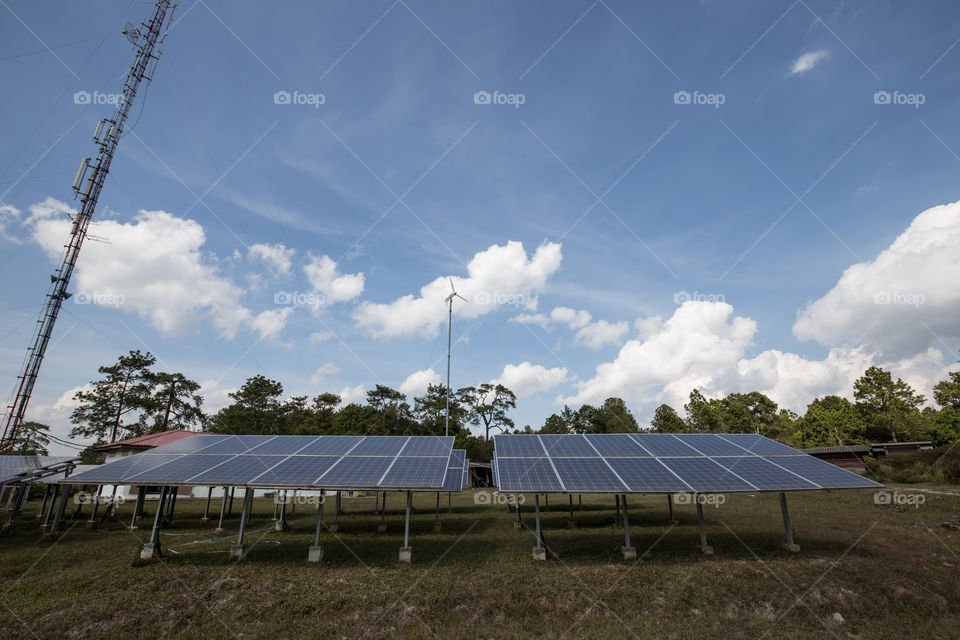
[789,49,830,75]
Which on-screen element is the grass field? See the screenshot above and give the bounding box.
[1,485,959,639]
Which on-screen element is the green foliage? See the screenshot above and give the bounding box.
[206,375,287,435]
[70,350,157,443]
[459,384,517,440]
[142,371,205,432]
[854,366,925,442]
[413,383,467,436]
[794,396,864,447]
[10,421,51,455]
[864,446,960,484]
[650,404,687,433]
[933,371,960,410]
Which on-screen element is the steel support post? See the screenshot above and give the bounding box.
[532,494,546,560]
[308,490,325,562]
[215,486,228,532]
[399,490,413,563]
[139,486,168,560]
[201,486,213,521]
[621,494,636,559]
[696,495,713,555]
[129,489,145,530]
[779,492,800,552]
[231,488,254,560]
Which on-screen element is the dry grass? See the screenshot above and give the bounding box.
[1,485,959,639]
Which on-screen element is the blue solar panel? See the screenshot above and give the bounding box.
[318,456,395,487]
[674,434,752,456]
[68,454,184,484]
[447,450,466,469]
[710,457,819,490]
[183,455,277,484]
[552,458,626,492]
[539,435,598,457]
[606,458,693,493]
[584,434,651,457]
[150,434,225,454]
[382,457,448,488]
[249,456,339,486]
[246,436,318,455]
[495,458,563,492]
[765,455,883,489]
[463,459,469,488]
[632,434,700,457]
[660,457,758,492]
[718,434,804,456]
[400,436,454,457]
[349,436,408,456]
[126,455,236,484]
[191,435,274,455]
[442,466,463,491]
[493,435,545,457]
[297,436,364,456]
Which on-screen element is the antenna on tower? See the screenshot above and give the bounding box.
[444,279,469,438]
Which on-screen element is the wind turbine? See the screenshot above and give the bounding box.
[444,279,468,437]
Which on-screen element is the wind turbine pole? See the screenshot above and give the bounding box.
[445,296,452,437]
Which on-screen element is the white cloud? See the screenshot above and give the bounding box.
[337,384,366,405]
[511,313,551,329]
[551,306,592,329]
[398,368,441,396]
[308,330,334,344]
[354,241,562,338]
[794,199,960,359]
[0,204,21,243]
[309,362,341,385]
[574,320,629,350]
[28,198,288,340]
[248,242,295,276]
[491,362,569,398]
[304,254,365,304]
[790,49,829,75]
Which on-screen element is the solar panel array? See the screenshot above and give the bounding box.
[65,434,455,491]
[0,455,76,485]
[492,433,882,494]
[441,450,468,491]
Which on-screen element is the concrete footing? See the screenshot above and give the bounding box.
[85,521,97,530]
[377,524,388,533]
[139,543,161,560]
[398,546,412,563]
[274,521,288,532]
[532,546,546,561]
[783,543,801,553]
[432,520,442,533]
[700,545,715,555]
[621,546,637,560]
[329,523,339,533]
[307,545,324,563]
[513,521,523,530]
[127,525,139,531]
[229,544,248,561]
[214,527,224,533]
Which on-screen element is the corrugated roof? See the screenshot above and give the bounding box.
[93,429,203,450]
[801,445,869,455]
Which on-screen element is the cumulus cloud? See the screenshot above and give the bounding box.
[354,241,562,338]
[309,362,341,385]
[794,200,960,359]
[248,242,295,275]
[574,320,629,350]
[491,362,569,398]
[790,49,829,75]
[398,368,441,396]
[27,198,289,340]
[304,254,365,304]
[308,330,334,344]
[337,384,366,405]
[551,307,592,329]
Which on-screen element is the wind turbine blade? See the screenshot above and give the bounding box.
[449,278,456,293]
[455,293,470,303]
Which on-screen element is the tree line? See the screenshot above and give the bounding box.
[12,350,959,461]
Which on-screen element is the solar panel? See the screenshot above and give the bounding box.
[65,435,456,491]
[0,455,77,484]
[539,435,598,457]
[492,433,882,494]
[463,459,469,488]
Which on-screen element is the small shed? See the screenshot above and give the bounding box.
[870,441,934,457]
[801,445,870,471]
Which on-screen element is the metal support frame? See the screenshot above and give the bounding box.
[308,489,325,562]
[139,486,168,560]
[433,492,441,532]
[231,488,254,560]
[273,491,281,520]
[621,494,636,559]
[41,484,59,531]
[578,494,582,511]
[568,494,574,528]
[215,486,228,532]
[779,492,800,552]
[615,494,621,522]
[129,488,145,530]
[228,487,235,516]
[37,484,51,519]
[47,484,70,537]
[276,490,288,531]
[87,485,103,528]
[696,494,713,555]
[377,491,387,532]
[532,494,546,560]
[72,485,85,518]
[667,494,676,523]
[201,486,213,521]
[166,489,177,524]
[330,491,340,532]
[514,495,522,529]
[399,490,412,563]
[6,484,27,527]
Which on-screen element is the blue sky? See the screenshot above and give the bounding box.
[2,0,960,452]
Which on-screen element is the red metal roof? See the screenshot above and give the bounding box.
[93,429,203,450]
